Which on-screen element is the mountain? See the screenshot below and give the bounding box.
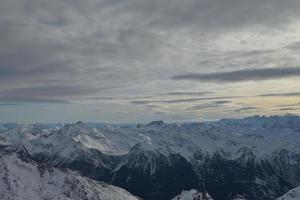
[0,149,140,200]
[276,186,300,200]
[0,124,7,132]
[1,115,300,200]
[109,142,199,200]
[0,123,18,132]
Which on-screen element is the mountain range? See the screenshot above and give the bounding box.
[1,115,300,200]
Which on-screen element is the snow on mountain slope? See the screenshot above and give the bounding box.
[55,121,118,155]
[2,115,300,200]
[0,151,140,200]
[3,115,300,163]
[131,118,300,162]
[276,186,300,200]
[1,124,44,143]
[171,189,213,200]
[1,122,128,158]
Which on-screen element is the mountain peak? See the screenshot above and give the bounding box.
[58,122,91,137]
[146,120,164,127]
[62,121,89,130]
[76,121,87,126]
[18,124,42,136]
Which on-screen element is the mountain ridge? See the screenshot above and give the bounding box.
[1,115,300,200]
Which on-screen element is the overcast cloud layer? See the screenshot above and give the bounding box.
[172,67,300,82]
[1,0,300,122]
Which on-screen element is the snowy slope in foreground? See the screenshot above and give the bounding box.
[0,151,140,200]
[276,186,300,200]
[171,189,213,200]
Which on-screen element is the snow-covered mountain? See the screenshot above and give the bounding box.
[1,115,300,200]
[0,124,7,132]
[0,123,18,132]
[276,186,300,200]
[0,150,140,200]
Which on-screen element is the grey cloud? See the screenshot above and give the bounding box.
[85,109,105,112]
[146,105,162,109]
[88,97,116,101]
[274,108,300,111]
[1,0,300,99]
[0,58,76,81]
[259,92,300,97]
[240,50,276,57]
[285,41,300,51]
[0,103,22,106]
[166,91,213,96]
[0,85,99,102]
[272,103,300,112]
[277,103,300,107]
[1,0,300,122]
[172,67,300,83]
[35,108,58,112]
[124,0,300,31]
[188,104,222,110]
[0,0,159,102]
[88,95,153,101]
[234,107,258,113]
[131,96,237,105]
[197,49,277,72]
[214,101,230,104]
[187,101,230,110]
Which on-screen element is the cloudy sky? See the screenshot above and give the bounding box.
[1,0,300,123]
